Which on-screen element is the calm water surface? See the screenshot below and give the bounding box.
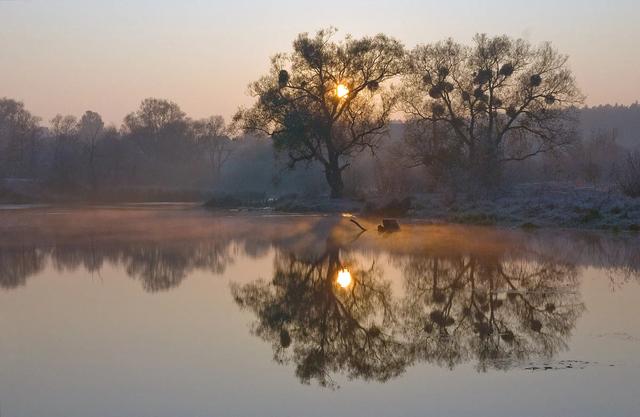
[1,207,639,417]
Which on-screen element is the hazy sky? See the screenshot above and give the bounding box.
[1,0,638,125]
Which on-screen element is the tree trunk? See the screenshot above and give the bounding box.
[478,137,502,190]
[89,145,97,192]
[325,160,344,199]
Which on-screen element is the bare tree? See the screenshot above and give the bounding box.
[402,34,583,188]
[615,150,640,198]
[0,98,41,178]
[77,110,104,190]
[191,116,233,185]
[122,98,189,160]
[50,114,78,138]
[122,98,194,186]
[50,114,79,188]
[123,98,186,137]
[234,28,405,198]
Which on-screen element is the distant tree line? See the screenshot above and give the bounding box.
[1,30,639,202]
[0,95,336,202]
[0,97,238,200]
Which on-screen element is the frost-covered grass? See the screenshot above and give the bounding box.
[409,183,640,230]
[258,182,640,230]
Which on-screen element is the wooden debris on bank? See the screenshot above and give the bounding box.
[349,218,367,231]
[378,219,400,233]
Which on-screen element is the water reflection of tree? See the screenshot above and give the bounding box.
[0,240,236,292]
[0,213,336,292]
[528,232,640,285]
[233,228,589,384]
[124,241,234,291]
[231,237,407,387]
[0,246,46,289]
[398,254,584,371]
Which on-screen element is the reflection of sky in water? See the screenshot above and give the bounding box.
[0,208,639,417]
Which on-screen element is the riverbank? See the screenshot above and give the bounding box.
[410,183,640,231]
[3,180,638,231]
[204,183,640,231]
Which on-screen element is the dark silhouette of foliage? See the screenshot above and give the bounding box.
[397,254,584,371]
[77,110,105,191]
[190,116,233,185]
[402,34,584,188]
[615,150,640,197]
[231,236,407,387]
[0,98,42,179]
[234,28,405,198]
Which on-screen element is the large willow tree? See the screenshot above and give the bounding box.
[234,28,405,198]
[402,34,583,187]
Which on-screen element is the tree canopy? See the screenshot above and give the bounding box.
[234,28,405,198]
[402,35,583,187]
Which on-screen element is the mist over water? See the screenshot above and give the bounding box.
[1,207,639,417]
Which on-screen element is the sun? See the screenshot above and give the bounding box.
[336,268,352,288]
[336,84,349,99]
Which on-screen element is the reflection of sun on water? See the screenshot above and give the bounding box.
[337,268,352,288]
[336,84,349,98]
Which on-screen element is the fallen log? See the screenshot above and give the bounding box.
[349,218,367,232]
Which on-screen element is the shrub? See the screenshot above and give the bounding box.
[579,208,602,224]
[615,150,640,198]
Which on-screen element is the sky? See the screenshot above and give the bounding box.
[1,0,638,125]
